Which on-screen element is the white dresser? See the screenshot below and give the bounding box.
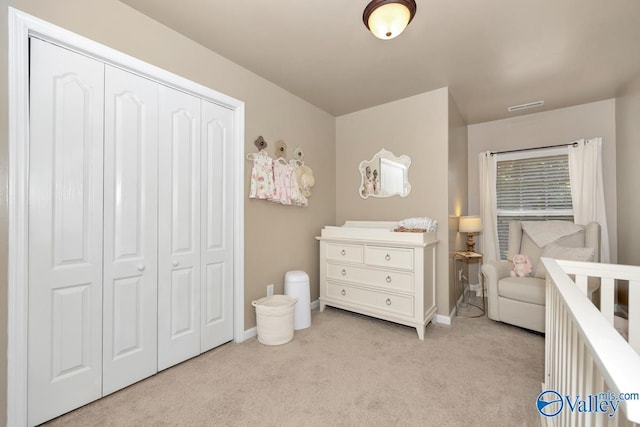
[316,221,438,340]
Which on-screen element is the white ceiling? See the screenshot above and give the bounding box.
[120,0,640,124]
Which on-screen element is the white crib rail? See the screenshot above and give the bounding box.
[544,257,640,426]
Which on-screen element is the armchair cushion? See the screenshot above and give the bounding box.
[533,244,595,278]
[518,230,586,274]
[498,277,545,305]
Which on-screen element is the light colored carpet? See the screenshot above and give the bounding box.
[44,307,544,427]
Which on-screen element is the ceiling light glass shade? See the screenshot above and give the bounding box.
[363,0,417,40]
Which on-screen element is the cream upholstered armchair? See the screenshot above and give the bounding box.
[481,220,600,333]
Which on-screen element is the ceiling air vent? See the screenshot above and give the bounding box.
[507,100,544,112]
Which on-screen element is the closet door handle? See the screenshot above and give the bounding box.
[341,269,347,276]
[385,254,391,261]
[172,260,179,267]
[386,275,392,283]
[137,264,146,271]
[341,289,346,296]
[386,298,392,306]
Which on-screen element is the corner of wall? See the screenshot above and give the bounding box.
[615,76,640,268]
[447,92,469,314]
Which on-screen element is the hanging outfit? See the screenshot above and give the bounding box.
[272,159,293,205]
[249,149,275,200]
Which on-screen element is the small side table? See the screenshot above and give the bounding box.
[454,251,485,317]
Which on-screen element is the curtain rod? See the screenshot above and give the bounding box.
[490,142,578,156]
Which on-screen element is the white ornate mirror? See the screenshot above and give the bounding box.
[358,149,411,199]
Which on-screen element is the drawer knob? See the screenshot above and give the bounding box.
[386,298,392,305]
[172,260,179,267]
[137,264,146,271]
[385,254,391,261]
[341,289,346,296]
[341,249,346,256]
[341,269,347,276]
[386,275,392,283]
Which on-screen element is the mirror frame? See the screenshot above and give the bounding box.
[358,148,411,199]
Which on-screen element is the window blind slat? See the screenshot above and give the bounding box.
[496,153,573,260]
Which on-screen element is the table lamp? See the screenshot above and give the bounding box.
[459,216,482,252]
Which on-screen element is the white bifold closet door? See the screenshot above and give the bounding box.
[102,65,159,395]
[157,89,235,371]
[157,86,202,371]
[200,99,235,352]
[28,36,235,425]
[28,38,105,426]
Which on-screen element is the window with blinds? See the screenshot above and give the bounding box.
[496,152,574,260]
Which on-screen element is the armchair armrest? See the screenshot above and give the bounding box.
[584,222,601,262]
[481,261,512,321]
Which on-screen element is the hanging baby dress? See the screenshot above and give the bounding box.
[272,159,293,205]
[249,149,275,200]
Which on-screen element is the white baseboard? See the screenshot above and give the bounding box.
[435,304,456,326]
[242,326,257,341]
[434,314,452,325]
[247,299,453,334]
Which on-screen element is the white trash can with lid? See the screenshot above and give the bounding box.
[284,270,311,330]
[252,295,297,345]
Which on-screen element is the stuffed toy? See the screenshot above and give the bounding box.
[511,254,533,277]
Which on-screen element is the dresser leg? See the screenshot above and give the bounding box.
[319,300,326,312]
[416,325,425,340]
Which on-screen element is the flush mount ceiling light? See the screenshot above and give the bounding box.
[363,0,417,40]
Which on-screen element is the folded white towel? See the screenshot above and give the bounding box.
[520,220,582,248]
[399,217,438,231]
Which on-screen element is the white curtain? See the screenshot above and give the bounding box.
[568,138,610,263]
[479,152,500,262]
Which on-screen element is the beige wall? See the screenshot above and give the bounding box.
[447,93,468,312]
[8,0,335,339]
[467,99,618,263]
[335,88,452,316]
[615,75,640,306]
[616,76,640,268]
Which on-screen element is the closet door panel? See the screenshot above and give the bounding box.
[103,65,159,395]
[200,100,235,351]
[28,38,105,426]
[158,86,202,371]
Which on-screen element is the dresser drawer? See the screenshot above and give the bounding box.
[326,243,363,263]
[326,282,414,317]
[326,263,413,293]
[365,246,413,270]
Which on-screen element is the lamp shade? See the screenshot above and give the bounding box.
[459,216,482,233]
[363,0,417,40]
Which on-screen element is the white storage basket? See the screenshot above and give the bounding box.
[252,295,298,345]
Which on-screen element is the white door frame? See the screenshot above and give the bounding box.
[7,8,245,426]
